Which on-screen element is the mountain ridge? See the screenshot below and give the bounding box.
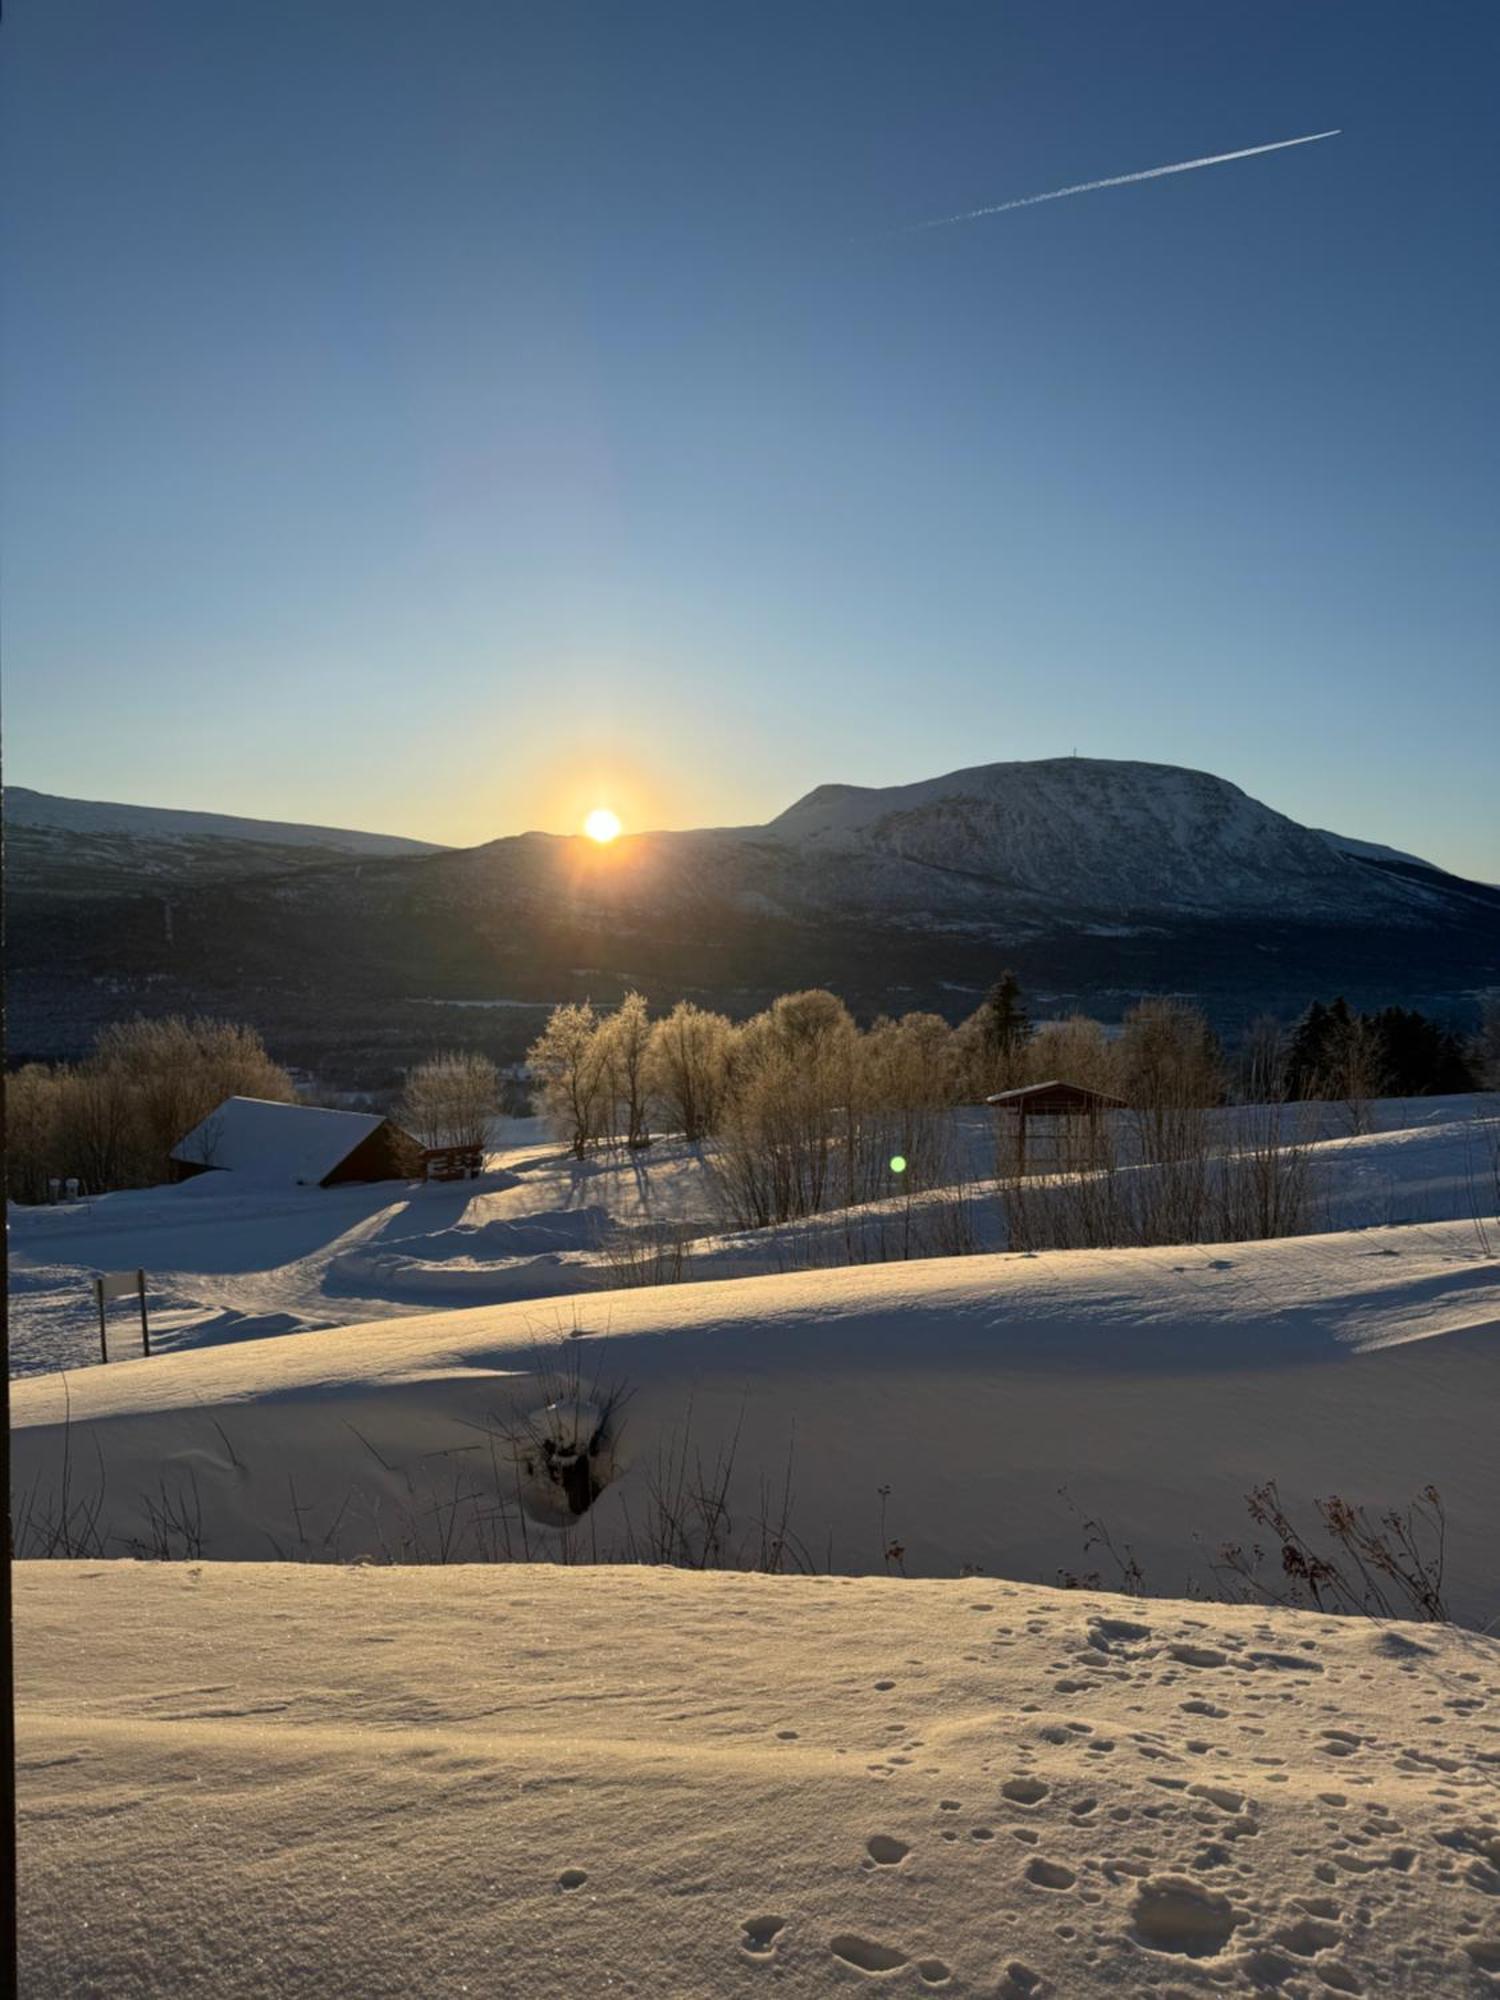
[7,758,1495,1079]
[754,757,1413,918]
[5,785,443,856]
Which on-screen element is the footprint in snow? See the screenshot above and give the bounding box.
[830,1935,909,1975]
[865,1835,910,1866]
[739,1915,787,1958]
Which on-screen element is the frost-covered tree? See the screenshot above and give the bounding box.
[527,1002,610,1160]
[710,994,856,1226]
[1023,1014,1122,1097]
[598,992,655,1149]
[400,1051,499,1152]
[5,1015,296,1197]
[647,1001,733,1143]
[1120,999,1222,1111]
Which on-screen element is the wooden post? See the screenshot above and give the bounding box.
[137,1269,151,1358]
[96,1279,109,1365]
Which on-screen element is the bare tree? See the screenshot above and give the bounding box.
[5,1015,296,1197]
[58,1068,135,1193]
[709,996,964,1229]
[849,1011,959,1201]
[1322,1010,1388,1136]
[1021,1013,1124,1096]
[710,996,856,1227]
[1237,1014,1289,1104]
[96,1015,296,1178]
[1120,999,1222,1115]
[4,1064,67,1203]
[400,1051,499,1152]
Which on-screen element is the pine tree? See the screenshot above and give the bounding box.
[983,971,1032,1076]
[1285,1000,1332,1099]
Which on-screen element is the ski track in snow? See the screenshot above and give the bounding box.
[9,1095,1497,1378]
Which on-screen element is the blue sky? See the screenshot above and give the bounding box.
[3,1,1496,872]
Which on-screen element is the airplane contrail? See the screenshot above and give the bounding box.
[910,129,1341,232]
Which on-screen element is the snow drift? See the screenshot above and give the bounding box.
[11,1221,1499,1621]
[15,1562,1500,1996]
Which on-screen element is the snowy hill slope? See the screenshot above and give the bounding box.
[4,785,443,896]
[12,1217,1499,1617]
[17,1561,1500,1997]
[5,785,442,856]
[9,1093,1495,1377]
[1317,828,1440,872]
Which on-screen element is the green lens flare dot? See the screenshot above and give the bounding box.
[890,1155,907,1174]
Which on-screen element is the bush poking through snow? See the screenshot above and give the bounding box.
[1055,1487,1147,1596]
[600,1219,695,1288]
[1214,1480,1450,1622]
[508,1395,620,1528]
[493,1330,632,1528]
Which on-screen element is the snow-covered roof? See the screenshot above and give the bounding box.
[171,1096,394,1186]
[985,1079,1127,1110]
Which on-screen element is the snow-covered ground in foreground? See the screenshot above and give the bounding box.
[8,1095,1498,1378]
[11,1217,1499,1619]
[16,1562,1500,1997]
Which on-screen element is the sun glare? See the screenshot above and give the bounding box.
[583,808,622,844]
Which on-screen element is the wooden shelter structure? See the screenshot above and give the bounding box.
[985,1079,1126,1175]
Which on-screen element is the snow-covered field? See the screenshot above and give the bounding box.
[9,1097,1499,1603]
[9,1096,1497,1379]
[10,1091,1500,1992]
[10,1212,1498,1617]
[16,1562,1500,1997]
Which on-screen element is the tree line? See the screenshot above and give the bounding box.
[6,1017,297,1202]
[7,984,1491,1207]
[528,980,1490,1157]
[1282,997,1479,1104]
[3,1023,507,1203]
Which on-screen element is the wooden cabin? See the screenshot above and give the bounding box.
[170,1096,425,1188]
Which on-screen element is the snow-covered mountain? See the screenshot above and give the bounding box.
[5,762,1463,920]
[753,758,1455,920]
[4,786,444,895]
[9,758,1496,1073]
[5,786,441,857]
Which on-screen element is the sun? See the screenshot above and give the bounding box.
[583,807,622,844]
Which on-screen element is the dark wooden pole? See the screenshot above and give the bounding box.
[97,1281,109,1365]
[137,1271,150,1358]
